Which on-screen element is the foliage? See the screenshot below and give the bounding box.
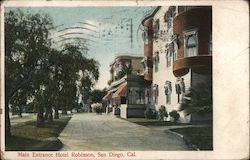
[107,79,113,86]
[91,103,103,113]
[158,105,168,121]
[5,9,53,105]
[144,108,156,119]
[169,110,180,122]
[114,64,132,80]
[179,78,212,116]
[5,9,100,134]
[5,9,54,134]
[170,126,213,150]
[82,89,107,104]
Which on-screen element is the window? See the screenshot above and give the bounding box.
[175,78,185,103]
[143,31,149,44]
[154,52,160,72]
[165,48,171,67]
[144,87,151,104]
[165,12,172,29]
[184,29,198,57]
[154,19,160,38]
[164,81,172,104]
[118,63,123,72]
[141,57,149,75]
[125,62,130,68]
[153,84,159,104]
[169,41,178,62]
[165,6,176,30]
[142,57,147,68]
[128,87,144,105]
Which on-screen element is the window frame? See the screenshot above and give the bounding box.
[183,28,199,57]
[164,80,172,104]
[143,31,149,45]
[154,19,160,38]
[173,41,178,61]
[165,47,172,67]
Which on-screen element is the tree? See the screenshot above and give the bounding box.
[5,9,100,135]
[9,89,28,117]
[90,89,107,103]
[169,110,180,122]
[55,44,99,114]
[5,9,53,136]
[158,105,168,121]
[179,78,212,116]
[82,88,107,104]
[115,64,132,80]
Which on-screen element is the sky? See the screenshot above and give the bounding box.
[5,7,155,89]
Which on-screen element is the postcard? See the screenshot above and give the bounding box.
[0,0,249,160]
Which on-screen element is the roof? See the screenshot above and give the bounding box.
[141,6,161,25]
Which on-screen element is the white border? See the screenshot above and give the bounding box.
[1,1,249,160]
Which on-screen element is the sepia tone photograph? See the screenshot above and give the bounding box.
[0,1,249,160]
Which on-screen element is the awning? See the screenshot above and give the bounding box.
[102,92,112,101]
[112,83,127,98]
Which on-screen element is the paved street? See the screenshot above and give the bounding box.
[58,113,191,151]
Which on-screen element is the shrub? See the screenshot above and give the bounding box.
[180,78,212,116]
[158,105,168,121]
[169,110,180,122]
[144,108,154,119]
[91,103,103,114]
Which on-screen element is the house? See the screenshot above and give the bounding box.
[103,54,151,118]
[141,6,212,123]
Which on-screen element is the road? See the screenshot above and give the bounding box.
[58,113,191,151]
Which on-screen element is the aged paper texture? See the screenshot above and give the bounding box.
[0,0,249,159]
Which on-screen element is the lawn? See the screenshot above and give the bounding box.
[170,126,213,150]
[122,117,189,126]
[6,116,71,151]
[11,114,37,126]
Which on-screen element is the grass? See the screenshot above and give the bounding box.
[121,117,189,126]
[11,114,37,126]
[6,116,71,151]
[170,126,213,150]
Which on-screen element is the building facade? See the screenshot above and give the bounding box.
[109,55,144,83]
[142,6,212,123]
[103,54,151,118]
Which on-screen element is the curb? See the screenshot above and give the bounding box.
[164,129,200,151]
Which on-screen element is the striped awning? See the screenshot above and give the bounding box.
[102,92,112,101]
[112,83,127,98]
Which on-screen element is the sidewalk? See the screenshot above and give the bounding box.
[59,113,192,151]
[148,124,210,131]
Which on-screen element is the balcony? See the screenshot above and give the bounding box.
[173,55,212,77]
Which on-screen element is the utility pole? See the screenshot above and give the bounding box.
[130,18,133,49]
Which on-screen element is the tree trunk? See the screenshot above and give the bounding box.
[54,109,59,119]
[18,107,22,118]
[5,105,11,137]
[36,108,44,127]
[62,109,67,115]
[48,108,53,122]
[44,108,48,121]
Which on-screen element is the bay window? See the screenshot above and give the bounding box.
[184,29,198,57]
